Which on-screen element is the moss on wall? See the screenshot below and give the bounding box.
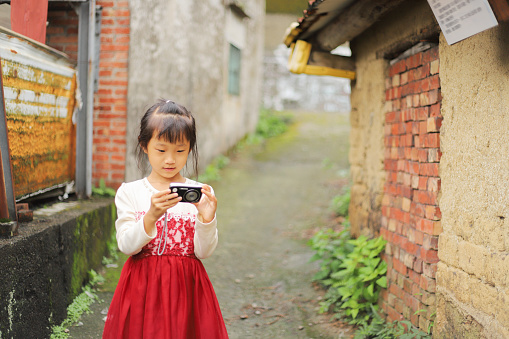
[0,198,115,338]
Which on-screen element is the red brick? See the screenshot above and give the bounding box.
[423,234,440,250]
[408,161,420,175]
[429,47,439,61]
[425,205,441,220]
[407,53,422,69]
[429,74,440,90]
[416,107,429,120]
[401,186,413,199]
[416,217,438,234]
[404,241,420,256]
[420,248,439,263]
[386,305,404,322]
[414,257,423,273]
[390,59,407,76]
[404,292,421,312]
[418,149,428,163]
[403,278,414,294]
[430,103,441,117]
[411,203,426,218]
[386,111,398,123]
[393,258,408,275]
[389,282,405,299]
[420,276,437,292]
[429,89,440,105]
[427,117,442,132]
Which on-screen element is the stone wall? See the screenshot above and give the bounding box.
[434,22,509,339]
[0,199,115,338]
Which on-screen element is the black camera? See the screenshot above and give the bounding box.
[170,183,203,203]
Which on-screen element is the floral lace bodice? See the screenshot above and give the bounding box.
[133,211,197,258]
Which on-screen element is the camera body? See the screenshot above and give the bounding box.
[170,183,203,203]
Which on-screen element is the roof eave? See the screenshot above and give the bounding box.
[285,0,408,52]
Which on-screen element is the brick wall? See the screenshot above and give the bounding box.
[47,1,129,190]
[47,3,79,61]
[93,0,129,189]
[380,45,441,332]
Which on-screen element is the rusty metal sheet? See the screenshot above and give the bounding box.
[0,28,77,200]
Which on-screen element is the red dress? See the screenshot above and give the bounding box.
[103,212,228,339]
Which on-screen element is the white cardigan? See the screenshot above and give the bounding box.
[114,178,218,259]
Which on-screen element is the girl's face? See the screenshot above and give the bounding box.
[144,133,190,184]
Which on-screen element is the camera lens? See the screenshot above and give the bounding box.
[184,190,199,202]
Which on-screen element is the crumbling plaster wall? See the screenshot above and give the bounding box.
[125,0,264,181]
[435,22,509,338]
[349,0,436,237]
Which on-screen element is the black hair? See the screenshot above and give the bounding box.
[136,99,198,177]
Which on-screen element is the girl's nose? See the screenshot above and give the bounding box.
[165,156,176,164]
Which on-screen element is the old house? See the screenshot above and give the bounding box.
[0,0,264,337]
[285,0,509,337]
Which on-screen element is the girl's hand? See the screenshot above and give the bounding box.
[194,185,217,224]
[143,190,181,233]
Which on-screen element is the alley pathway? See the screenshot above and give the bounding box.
[69,110,352,339]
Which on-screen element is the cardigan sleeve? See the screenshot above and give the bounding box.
[194,216,219,259]
[115,183,157,256]
[193,184,219,259]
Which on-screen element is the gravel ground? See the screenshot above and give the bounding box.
[67,110,355,339]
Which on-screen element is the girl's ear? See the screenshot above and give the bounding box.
[139,136,148,154]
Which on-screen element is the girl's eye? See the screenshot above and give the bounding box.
[177,150,186,153]
[156,149,165,153]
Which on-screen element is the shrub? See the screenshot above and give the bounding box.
[308,222,387,323]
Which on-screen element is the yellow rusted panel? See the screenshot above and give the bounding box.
[0,29,77,199]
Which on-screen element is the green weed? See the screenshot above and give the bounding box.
[50,270,104,339]
[197,108,292,183]
[330,186,350,217]
[92,179,116,197]
[308,222,387,323]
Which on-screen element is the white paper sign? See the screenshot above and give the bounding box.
[427,0,498,45]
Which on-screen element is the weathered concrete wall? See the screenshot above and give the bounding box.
[349,0,437,237]
[125,0,265,181]
[0,199,115,338]
[435,22,509,339]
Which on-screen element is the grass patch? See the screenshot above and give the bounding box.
[50,270,105,339]
[197,108,293,183]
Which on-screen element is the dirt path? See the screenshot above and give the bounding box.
[68,111,354,339]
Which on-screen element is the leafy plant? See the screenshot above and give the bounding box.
[255,108,292,139]
[198,155,231,183]
[309,221,387,324]
[92,179,116,197]
[330,186,351,216]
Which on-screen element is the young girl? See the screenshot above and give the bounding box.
[103,99,228,338]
